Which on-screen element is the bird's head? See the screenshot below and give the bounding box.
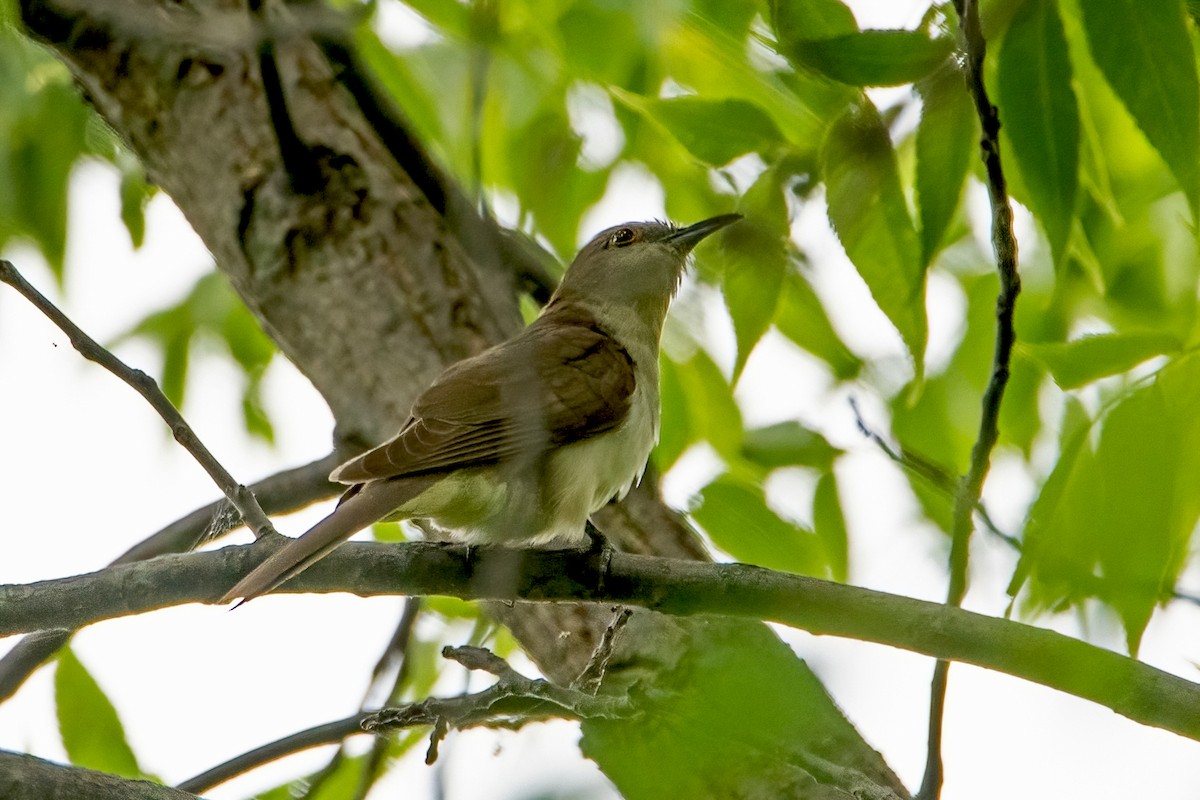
[554,214,741,324]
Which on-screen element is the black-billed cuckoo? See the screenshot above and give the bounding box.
[220,214,741,603]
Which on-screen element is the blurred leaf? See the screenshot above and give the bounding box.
[614,93,785,167]
[813,472,849,581]
[584,619,870,799]
[656,351,691,471]
[915,64,976,265]
[504,108,608,256]
[655,348,743,470]
[691,476,826,575]
[742,421,841,471]
[773,266,862,380]
[822,100,927,381]
[1020,332,1181,389]
[770,0,859,43]
[891,273,1000,529]
[782,30,954,87]
[1080,0,1200,213]
[997,0,1079,263]
[1017,354,1200,652]
[241,374,275,444]
[7,80,89,281]
[400,0,470,37]
[116,272,277,436]
[117,159,155,249]
[55,647,141,779]
[720,166,788,380]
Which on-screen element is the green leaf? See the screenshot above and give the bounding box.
[241,373,275,444]
[1020,332,1181,389]
[691,476,825,575]
[655,348,743,468]
[118,160,155,249]
[773,266,862,380]
[813,472,849,581]
[741,421,841,471]
[783,30,954,87]
[9,80,89,281]
[822,100,927,380]
[656,353,692,471]
[1017,354,1200,652]
[720,167,788,380]
[504,108,608,256]
[612,92,784,167]
[997,0,1079,263]
[55,647,141,778]
[1080,0,1200,213]
[915,64,976,264]
[770,0,859,43]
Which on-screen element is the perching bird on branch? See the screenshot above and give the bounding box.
[221,214,741,604]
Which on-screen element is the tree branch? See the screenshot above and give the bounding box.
[921,1,1022,795]
[0,749,199,800]
[0,259,277,539]
[4,542,1199,742]
[0,453,340,702]
[175,712,371,795]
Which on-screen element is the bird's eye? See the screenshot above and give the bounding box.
[610,227,636,247]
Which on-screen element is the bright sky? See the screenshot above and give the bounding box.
[2,2,1200,798]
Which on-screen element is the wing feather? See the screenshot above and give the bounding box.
[331,302,637,484]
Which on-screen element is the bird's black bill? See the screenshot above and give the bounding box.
[666,213,742,252]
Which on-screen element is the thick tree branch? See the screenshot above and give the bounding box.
[3,542,1199,741]
[0,750,199,800]
[0,452,340,702]
[920,1,1022,797]
[0,259,277,539]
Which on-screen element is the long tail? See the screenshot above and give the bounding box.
[219,477,429,605]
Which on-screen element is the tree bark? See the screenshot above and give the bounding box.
[16,1,910,796]
[0,751,201,800]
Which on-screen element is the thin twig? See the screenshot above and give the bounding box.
[364,645,635,764]
[849,397,1019,549]
[572,606,633,694]
[0,259,277,539]
[920,1,1021,796]
[301,597,425,800]
[176,713,373,794]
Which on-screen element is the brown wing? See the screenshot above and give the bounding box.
[331,302,636,484]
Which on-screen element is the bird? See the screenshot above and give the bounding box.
[220,214,741,604]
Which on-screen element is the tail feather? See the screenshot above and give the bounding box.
[220,477,428,604]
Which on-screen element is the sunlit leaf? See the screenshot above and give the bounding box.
[742,421,841,471]
[773,266,862,380]
[813,472,849,581]
[612,92,784,167]
[1080,0,1200,213]
[1016,354,1200,652]
[783,30,954,87]
[822,100,926,380]
[720,166,788,380]
[118,160,155,249]
[1020,332,1181,389]
[691,476,825,575]
[997,0,1079,263]
[55,647,141,779]
[770,0,858,43]
[656,348,743,469]
[915,63,976,265]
